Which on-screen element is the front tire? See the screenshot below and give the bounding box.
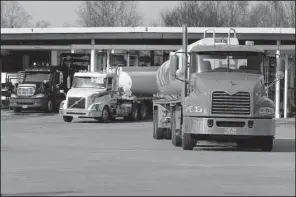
[63,116,73,122]
[45,99,54,113]
[260,137,273,152]
[13,107,22,113]
[182,133,195,150]
[101,106,111,123]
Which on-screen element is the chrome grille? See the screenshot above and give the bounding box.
[211,91,250,115]
[17,87,35,96]
[67,97,86,109]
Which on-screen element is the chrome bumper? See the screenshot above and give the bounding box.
[60,108,102,118]
[183,117,275,137]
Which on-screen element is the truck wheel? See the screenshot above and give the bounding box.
[260,137,273,152]
[101,106,111,123]
[63,116,73,122]
[153,108,163,140]
[45,99,54,113]
[13,107,22,113]
[236,140,250,149]
[172,129,182,147]
[164,128,172,140]
[138,104,147,120]
[182,133,195,150]
[125,104,138,121]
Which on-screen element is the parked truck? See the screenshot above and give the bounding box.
[59,66,158,123]
[9,66,67,113]
[152,25,284,152]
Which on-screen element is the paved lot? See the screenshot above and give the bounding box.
[1,112,295,196]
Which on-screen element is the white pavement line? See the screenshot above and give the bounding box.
[175,163,292,168]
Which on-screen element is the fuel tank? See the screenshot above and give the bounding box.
[120,67,159,96]
[155,61,183,96]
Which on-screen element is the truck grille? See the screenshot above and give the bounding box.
[211,91,250,115]
[17,87,35,96]
[67,97,86,109]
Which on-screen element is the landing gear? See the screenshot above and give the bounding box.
[138,104,147,120]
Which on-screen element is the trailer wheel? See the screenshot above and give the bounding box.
[153,108,163,140]
[63,116,73,122]
[182,133,195,150]
[13,107,22,113]
[259,137,273,152]
[164,128,172,140]
[172,129,182,147]
[125,104,138,121]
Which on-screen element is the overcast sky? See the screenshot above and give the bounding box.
[19,1,180,27]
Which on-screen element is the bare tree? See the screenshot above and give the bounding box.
[281,1,295,27]
[160,1,249,27]
[160,1,295,28]
[76,1,143,27]
[34,20,51,28]
[245,1,293,27]
[1,1,32,28]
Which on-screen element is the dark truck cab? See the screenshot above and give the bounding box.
[9,66,66,113]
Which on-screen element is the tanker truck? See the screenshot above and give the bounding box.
[59,66,158,123]
[152,25,284,152]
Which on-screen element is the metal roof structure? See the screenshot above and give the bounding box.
[1,27,295,54]
[1,27,295,40]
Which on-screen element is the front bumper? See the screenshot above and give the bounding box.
[183,117,275,137]
[59,108,102,118]
[9,98,47,109]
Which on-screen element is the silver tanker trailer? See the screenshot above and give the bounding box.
[59,66,159,123]
[152,25,284,152]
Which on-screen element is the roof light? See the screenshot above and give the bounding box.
[245,41,254,46]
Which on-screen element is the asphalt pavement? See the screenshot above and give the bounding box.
[1,112,295,196]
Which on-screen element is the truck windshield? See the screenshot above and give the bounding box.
[23,73,51,83]
[192,52,263,74]
[72,76,106,88]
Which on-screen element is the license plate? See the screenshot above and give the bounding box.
[224,128,237,135]
[22,105,28,109]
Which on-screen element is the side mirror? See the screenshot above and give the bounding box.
[275,71,284,80]
[67,77,71,89]
[59,89,65,94]
[263,71,285,93]
[170,54,179,78]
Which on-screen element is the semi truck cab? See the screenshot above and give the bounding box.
[60,67,141,123]
[9,66,66,113]
[153,26,284,152]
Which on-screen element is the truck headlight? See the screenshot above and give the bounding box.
[185,105,203,113]
[33,93,45,98]
[259,107,274,115]
[10,93,17,98]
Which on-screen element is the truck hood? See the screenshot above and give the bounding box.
[67,88,106,97]
[192,72,263,94]
[18,84,37,88]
